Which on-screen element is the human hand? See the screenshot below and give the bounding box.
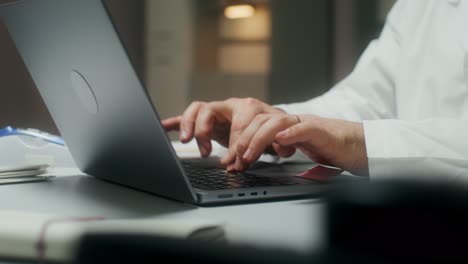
[162,98,293,166]
[233,114,369,176]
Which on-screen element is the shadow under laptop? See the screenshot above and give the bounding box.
[46,174,196,218]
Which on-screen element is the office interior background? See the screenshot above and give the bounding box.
[0,0,395,135]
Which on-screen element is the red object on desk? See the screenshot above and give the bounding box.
[295,165,343,182]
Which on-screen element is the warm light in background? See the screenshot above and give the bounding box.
[224,4,255,19]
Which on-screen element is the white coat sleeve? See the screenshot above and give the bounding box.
[276,1,468,181]
[275,0,406,121]
[273,1,405,165]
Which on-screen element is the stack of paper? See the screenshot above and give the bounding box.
[0,164,54,185]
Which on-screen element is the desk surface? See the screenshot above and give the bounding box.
[0,168,325,254]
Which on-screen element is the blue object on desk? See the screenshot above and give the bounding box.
[0,126,65,146]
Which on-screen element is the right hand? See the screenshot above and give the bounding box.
[162,98,296,170]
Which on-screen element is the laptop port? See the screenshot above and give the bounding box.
[250,192,258,196]
[238,193,245,197]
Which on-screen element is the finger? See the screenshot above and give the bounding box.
[194,107,213,157]
[272,142,296,158]
[220,150,236,168]
[241,115,299,168]
[180,102,204,143]
[222,98,266,167]
[194,102,230,157]
[233,114,270,171]
[227,99,264,147]
[226,163,236,172]
[275,121,320,146]
[162,116,182,131]
[221,112,259,166]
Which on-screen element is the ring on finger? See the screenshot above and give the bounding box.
[293,115,301,124]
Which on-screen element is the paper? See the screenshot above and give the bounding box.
[0,164,49,178]
[0,164,53,184]
[0,176,55,185]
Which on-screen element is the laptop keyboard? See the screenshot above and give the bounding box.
[182,161,301,190]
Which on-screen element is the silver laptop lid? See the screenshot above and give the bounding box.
[0,0,197,203]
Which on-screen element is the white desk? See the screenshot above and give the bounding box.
[0,168,326,254]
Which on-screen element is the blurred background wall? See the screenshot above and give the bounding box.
[0,0,395,134]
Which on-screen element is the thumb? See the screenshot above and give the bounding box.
[271,142,296,158]
[275,122,318,146]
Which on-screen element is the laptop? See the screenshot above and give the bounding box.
[0,0,351,205]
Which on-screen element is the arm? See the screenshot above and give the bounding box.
[251,1,468,180]
[275,1,406,121]
[163,1,406,172]
[269,1,407,166]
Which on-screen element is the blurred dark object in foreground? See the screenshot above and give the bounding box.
[74,233,384,264]
[327,180,468,263]
[74,234,321,264]
[74,180,468,264]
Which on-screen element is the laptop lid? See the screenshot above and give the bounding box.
[0,0,198,203]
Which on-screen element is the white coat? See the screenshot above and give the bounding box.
[277,0,468,181]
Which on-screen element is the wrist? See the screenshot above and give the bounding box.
[349,122,369,176]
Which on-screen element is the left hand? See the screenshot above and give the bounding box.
[232,114,369,176]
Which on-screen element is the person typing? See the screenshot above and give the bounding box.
[164,0,468,181]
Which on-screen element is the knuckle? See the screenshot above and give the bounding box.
[198,105,209,116]
[231,120,250,131]
[203,102,220,115]
[198,102,209,111]
[189,101,206,111]
[254,113,268,122]
[225,97,240,104]
[270,115,283,124]
[279,115,293,126]
[230,122,244,132]
[287,125,299,135]
[182,117,196,125]
[191,101,204,106]
[194,127,210,139]
[244,97,260,106]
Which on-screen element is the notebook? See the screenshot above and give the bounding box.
[0,0,350,205]
[0,211,224,262]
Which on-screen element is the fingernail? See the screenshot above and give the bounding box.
[226,164,235,172]
[196,141,206,157]
[221,157,231,165]
[181,130,188,140]
[243,148,253,161]
[220,156,228,164]
[203,142,211,152]
[200,147,207,157]
[221,151,234,164]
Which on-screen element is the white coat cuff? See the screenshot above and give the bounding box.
[362,120,468,183]
[363,119,400,180]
